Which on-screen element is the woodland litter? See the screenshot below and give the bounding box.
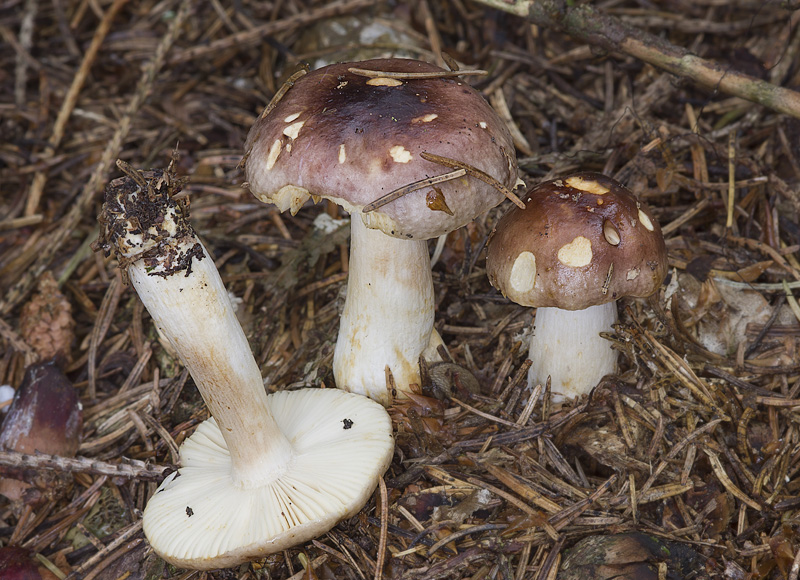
[2,1,800,579]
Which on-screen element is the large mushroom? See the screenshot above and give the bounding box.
[243,58,518,405]
[94,164,394,570]
[486,173,667,400]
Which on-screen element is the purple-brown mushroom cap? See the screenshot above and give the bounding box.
[0,361,82,502]
[0,546,60,580]
[487,172,668,310]
[244,58,517,240]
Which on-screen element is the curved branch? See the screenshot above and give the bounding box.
[475,0,800,120]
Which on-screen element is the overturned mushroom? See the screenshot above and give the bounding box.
[94,163,394,569]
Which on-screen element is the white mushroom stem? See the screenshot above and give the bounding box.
[101,174,394,569]
[527,303,618,400]
[128,240,293,486]
[333,215,442,405]
[133,238,394,568]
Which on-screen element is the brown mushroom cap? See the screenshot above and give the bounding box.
[244,58,517,240]
[0,546,61,580]
[0,362,82,457]
[0,361,83,502]
[486,172,668,310]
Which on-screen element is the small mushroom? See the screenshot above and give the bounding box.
[559,532,710,580]
[95,165,394,570]
[244,58,518,405]
[486,173,667,400]
[0,361,82,504]
[0,546,61,580]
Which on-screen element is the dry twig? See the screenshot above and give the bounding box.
[473,0,800,119]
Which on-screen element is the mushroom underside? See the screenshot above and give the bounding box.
[143,388,394,570]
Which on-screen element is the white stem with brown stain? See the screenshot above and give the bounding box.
[128,240,293,488]
[333,216,442,406]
